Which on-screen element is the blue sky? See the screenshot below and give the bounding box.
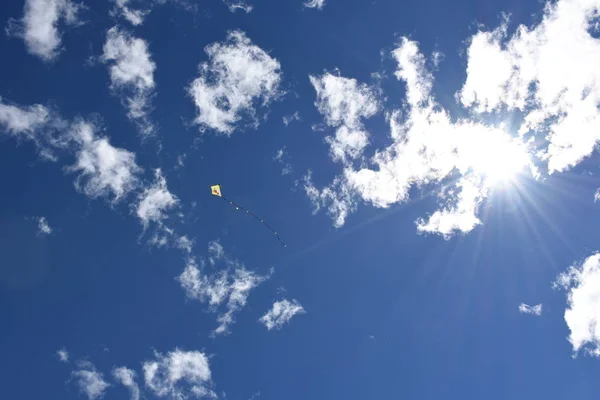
[2,0,600,399]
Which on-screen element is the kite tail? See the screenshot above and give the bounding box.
[220,196,287,247]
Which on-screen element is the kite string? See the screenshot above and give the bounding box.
[220,196,286,247]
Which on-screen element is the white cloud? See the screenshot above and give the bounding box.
[309,72,379,163]
[102,26,157,136]
[178,242,269,336]
[207,240,224,265]
[259,299,305,330]
[188,30,282,135]
[111,0,148,26]
[555,253,600,357]
[69,120,142,202]
[305,38,536,237]
[222,0,253,13]
[0,100,51,138]
[282,111,300,126]
[37,216,53,235]
[458,0,600,174]
[213,267,268,336]
[273,147,293,176]
[6,0,84,62]
[71,362,111,400]
[0,98,67,160]
[302,171,357,229]
[135,169,178,228]
[518,303,543,316]
[416,176,485,239]
[57,348,69,363]
[0,100,146,203]
[177,235,194,254]
[113,367,140,400]
[595,188,600,202]
[304,0,325,9]
[142,349,215,398]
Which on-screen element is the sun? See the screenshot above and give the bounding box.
[461,128,533,187]
[478,147,530,186]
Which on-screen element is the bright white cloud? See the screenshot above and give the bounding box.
[72,362,111,400]
[458,0,600,174]
[57,348,69,363]
[309,72,379,163]
[6,0,84,62]
[102,26,157,136]
[305,38,536,236]
[595,188,600,202]
[142,349,215,398]
[188,30,282,135]
[518,303,543,316]
[178,242,269,336]
[135,169,178,228]
[416,176,485,239]
[304,0,325,9]
[37,216,53,235]
[69,121,142,202]
[259,299,305,330]
[113,367,140,400]
[555,253,600,357]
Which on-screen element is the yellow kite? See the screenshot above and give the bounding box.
[211,184,222,197]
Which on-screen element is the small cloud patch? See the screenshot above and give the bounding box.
[518,303,543,316]
[259,299,305,330]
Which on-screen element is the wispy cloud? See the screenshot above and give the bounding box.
[554,253,600,357]
[37,216,53,235]
[259,299,305,330]
[110,0,148,26]
[143,349,215,398]
[273,147,293,176]
[113,367,140,400]
[518,303,543,316]
[208,240,224,265]
[188,30,282,135]
[282,111,300,126]
[222,0,253,13]
[57,348,69,363]
[71,361,111,400]
[102,26,157,137]
[6,0,84,62]
[0,98,67,160]
[304,0,325,9]
[178,242,269,336]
